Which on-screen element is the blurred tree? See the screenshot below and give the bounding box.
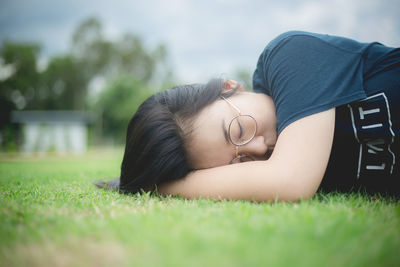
[0,42,41,111]
[0,16,174,146]
[70,17,174,142]
[71,17,112,79]
[40,55,88,110]
[112,34,155,82]
[0,42,41,150]
[71,17,171,85]
[234,68,253,91]
[96,75,152,142]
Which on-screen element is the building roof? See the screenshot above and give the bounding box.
[11,111,93,123]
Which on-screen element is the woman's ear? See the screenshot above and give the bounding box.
[222,80,245,93]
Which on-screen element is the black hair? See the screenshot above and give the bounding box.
[95,78,238,194]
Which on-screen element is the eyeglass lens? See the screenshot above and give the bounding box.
[229,115,257,145]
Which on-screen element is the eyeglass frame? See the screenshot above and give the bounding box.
[220,96,258,164]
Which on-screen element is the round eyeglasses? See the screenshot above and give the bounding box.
[221,96,257,164]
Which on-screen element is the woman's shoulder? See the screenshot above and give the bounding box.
[265,31,371,58]
[265,31,319,50]
[260,31,330,67]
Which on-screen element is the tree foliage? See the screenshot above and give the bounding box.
[97,76,152,142]
[233,68,252,91]
[0,16,173,145]
[40,55,89,110]
[0,42,41,112]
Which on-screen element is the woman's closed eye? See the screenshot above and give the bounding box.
[238,120,244,140]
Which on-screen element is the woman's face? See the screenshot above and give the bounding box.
[186,91,277,169]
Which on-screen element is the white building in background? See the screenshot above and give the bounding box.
[11,111,92,155]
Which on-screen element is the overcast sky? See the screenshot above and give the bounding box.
[1,0,399,83]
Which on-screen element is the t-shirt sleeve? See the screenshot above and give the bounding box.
[253,53,271,96]
[253,33,368,134]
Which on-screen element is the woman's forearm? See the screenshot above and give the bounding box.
[158,108,335,202]
[158,160,311,202]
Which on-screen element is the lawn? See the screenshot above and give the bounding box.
[0,148,399,267]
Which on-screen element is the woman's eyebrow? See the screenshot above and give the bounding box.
[222,119,230,144]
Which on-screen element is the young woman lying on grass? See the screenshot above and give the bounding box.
[97,31,400,201]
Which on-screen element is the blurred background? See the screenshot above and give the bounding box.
[1,0,399,154]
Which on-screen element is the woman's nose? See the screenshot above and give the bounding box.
[239,135,268,158]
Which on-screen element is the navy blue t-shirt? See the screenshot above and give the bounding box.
[253,31,400,195]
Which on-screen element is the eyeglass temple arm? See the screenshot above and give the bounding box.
[220,96,241,115]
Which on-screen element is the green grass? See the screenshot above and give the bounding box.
[0,149,399,267]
